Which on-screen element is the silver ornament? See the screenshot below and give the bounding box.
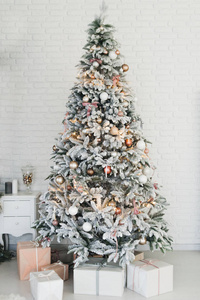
[83,95,89,103]
[69,161,78,170]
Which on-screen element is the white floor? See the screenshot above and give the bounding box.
[0,251,200,300]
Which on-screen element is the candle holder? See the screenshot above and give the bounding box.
[21,165,34,193]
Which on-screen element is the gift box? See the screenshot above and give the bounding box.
[30,270,63,300]
[17,241,51,280]
[41,261,69,280]
[51,246,73,264]
[74,261,124,297]
[127,258,173,298]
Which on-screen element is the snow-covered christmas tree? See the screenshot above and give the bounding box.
[34,10,173,267]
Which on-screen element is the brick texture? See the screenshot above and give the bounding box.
[0,0,200,248]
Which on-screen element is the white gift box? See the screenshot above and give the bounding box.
[127,258,173,298]
[30,270,63,300]
[74,262,124,297]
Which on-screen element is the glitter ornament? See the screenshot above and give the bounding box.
[110,126,119,135]
[87,169,94,176]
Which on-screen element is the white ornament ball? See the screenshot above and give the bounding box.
[143,167,152,177]
[139,174,148,184]
[69,206,78,216]
[83,222,92,232]
[111,151,118,157]
[123,100,129,107]
[93,61,99,68]
[100,92,108,101]
[136,140,146,151]
[83,95,89,103]
[109,51,117,60]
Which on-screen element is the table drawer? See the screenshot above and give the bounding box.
[3,217,31,234]
[3,200,30,216]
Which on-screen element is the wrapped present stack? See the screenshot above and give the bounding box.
[17,241,51,281]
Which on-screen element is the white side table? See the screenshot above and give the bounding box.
[0,192,40,245]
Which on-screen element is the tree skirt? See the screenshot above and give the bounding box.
[0,295,26,300]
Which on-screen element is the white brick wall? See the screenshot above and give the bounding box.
[0,0,200,249]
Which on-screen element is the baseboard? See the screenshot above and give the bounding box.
[137,243,200,251]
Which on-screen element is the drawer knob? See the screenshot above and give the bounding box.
[15,222,19,225]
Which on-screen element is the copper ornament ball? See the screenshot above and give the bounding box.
[104,166,112,175]
[52,219,58,226]
[87,168,94,176]
[115,50,120,55]
[56,175,65,185]
[125,138,133,147]
[67,185,72,191]
[122,64,129,72]
[115,207,122,215]
[69,161,78,170]
[96,117,102,124]
[110,126,119,136]
[90,74,95,79]
[118,111,124,117]
[144,148,149,154]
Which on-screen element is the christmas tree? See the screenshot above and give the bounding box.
[35,11,173,267]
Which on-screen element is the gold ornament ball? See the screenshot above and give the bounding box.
[139,237,147,245]
[115,50,120,55]
[96,117,102,124]
[52,145,57,151]
[87,168,94,176]
[69,161,78,170]
[104,49,108,54]
[83,95,89,103]
[125,138,133,147]
[110,126,119,136]
[56,175,65,185]
[122,64,129,72]
[108,200,116,207]
[71,132,78,138]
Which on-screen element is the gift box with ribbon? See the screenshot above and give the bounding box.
[74,260,124,297]
[41,261,69,281]
[127,258,173,298]
[17,241,51,281]
[30,270,63,300]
